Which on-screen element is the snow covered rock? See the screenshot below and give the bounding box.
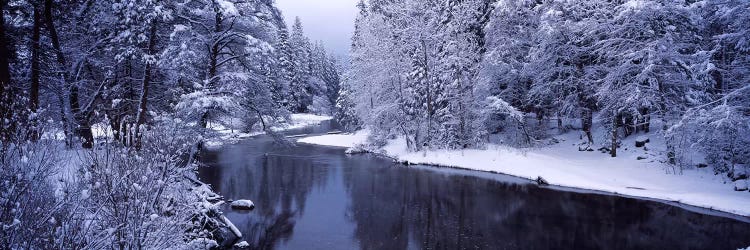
[345,146,368,154]
[635,137,650,147]
[230,200,255,210]
[234,241,250,248]
[186,238,218,249]
[731,167,748,181]
[734,180,748,192]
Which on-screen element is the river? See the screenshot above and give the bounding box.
[198,120,750,250]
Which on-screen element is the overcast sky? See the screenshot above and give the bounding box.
[275,0,359,57]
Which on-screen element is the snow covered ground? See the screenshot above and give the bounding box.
[298,129,750,217]
[297,129,370,148]
[272,113,334,131]
[63,114,333,149]
[205,114,333,148]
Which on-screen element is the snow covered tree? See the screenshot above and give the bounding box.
[309,43,341,114]
[0,0,343,247]
[431,0,494,149]
[594,0,707,157]
[167,0,287,134]
[108,0,175,148]
[348,0,440,150]
[348,0,493,150]
[525,0,618,144]
[481,0,540,111]
[667,0,750,175]
[0,0,15,142]
[288,17,313,113]
[271,24,294,109]
[335,76,362,132]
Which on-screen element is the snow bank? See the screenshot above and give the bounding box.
[297,130,369,148]
[298,130,750,217]
[290,113,333,122]
[271,114,333,131]
[204,114,332,149]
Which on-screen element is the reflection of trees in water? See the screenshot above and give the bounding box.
[248,154,332,249]
[203,143,331,249]
[202,137,750,250]
[343,165,750,250]
[236,211,296,250]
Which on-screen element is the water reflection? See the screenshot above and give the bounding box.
[343,164,750,249]
[201,140,335,249]
[199,122,750,250]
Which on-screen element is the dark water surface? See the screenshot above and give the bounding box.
[199,121,750,250]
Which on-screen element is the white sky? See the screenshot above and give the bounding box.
[275,0,359,57]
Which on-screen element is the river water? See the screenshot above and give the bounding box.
[198,121,750,250]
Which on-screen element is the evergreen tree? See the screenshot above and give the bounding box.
[289,17,313,113]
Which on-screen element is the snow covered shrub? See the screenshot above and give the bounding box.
[0,115,94,248]
[77,148,196,249]
[481,96,538,147]
[0,139,64,248]
[668,105,750,177]
[67,118,214,249]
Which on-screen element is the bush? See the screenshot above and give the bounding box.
[667,105,750,177]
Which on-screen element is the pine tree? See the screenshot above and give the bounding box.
[335,77,361,132]
[289,17,313,113]
[272,24,294,109]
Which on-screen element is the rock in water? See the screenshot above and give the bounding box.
[635,137,650,148]
[234,241,250,249]
[536,176,549,186]
[735,180,748,192]
[230,200,255,210]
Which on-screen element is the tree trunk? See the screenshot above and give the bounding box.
[536,109,544,125]
[134,21,158,149]
[201,9,222,129]
[109,115,120,141]
[0,0,9,91]
[45,0,94,148]
[623,114,634,137]
[108,70,121,142]
[29,4,42,141]
[582,108,593,144]
[422,40,433,146]
[611,113,618,158]
[123,59,134,146]
[644,115,650,133]
[0,0,13,141]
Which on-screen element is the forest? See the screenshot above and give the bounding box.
[340,0,749,175]
[1,0,749,248]
[0,0,339,248]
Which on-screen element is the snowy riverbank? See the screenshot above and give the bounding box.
[204,113,332,148]
[298,130,750,217]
